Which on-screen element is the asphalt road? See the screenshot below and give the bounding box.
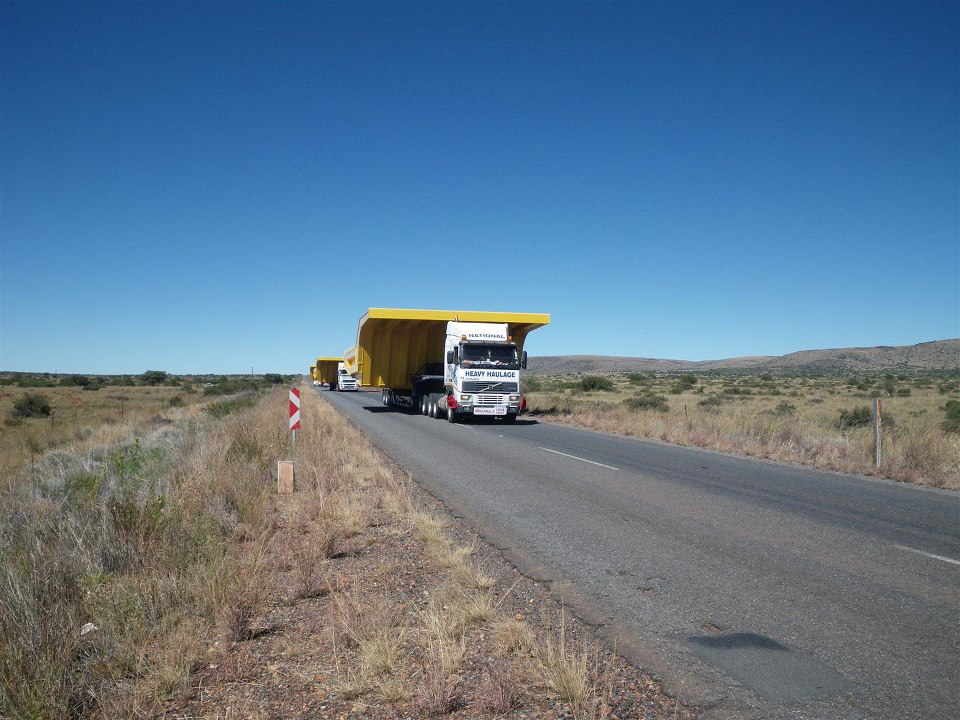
[317,387,959,719]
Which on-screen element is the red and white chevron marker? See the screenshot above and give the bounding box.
[289,388,301,431]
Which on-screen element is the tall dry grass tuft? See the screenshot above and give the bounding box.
[534,611,592,716]
[476,663,522,714]
[413,658,462,716]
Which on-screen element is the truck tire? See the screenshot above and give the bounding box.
[420,395,428,415]
[429,396,438,418]
[447,405,458,423]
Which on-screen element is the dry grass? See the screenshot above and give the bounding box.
[0,383,281,718]
[534,610,592,713]
[0,378,686,718]
[476,663,522,714]
[527,372,960,489]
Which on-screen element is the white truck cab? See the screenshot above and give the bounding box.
[336,362,359,391]
[443,322,525,422]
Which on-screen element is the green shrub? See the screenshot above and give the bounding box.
[625,372,648,385]
[623,393,669,412]
[141,370,169,386]
[169,395,184,407]
[205,396,256,418]
[59,374,91,386]
[523,376,543,392]
[12,392,52,418]
[942,400,960,433]
[772,401,797,416]
[16,377,56,387]
[263,373,284,385]
[896,388,911,397]
[579,376,614,392]
[835,406,872,429]
[698,396,724,411]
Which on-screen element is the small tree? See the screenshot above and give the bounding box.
[263,373,284,385]
[141,370,169,386]
[12,393,52,418]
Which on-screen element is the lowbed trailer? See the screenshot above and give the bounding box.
[344,308,549,423]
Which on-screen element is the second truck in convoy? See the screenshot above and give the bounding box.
[312,357,358,391]
[343,308,550,423]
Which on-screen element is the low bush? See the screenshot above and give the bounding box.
[942,400,960,433]
[623,393,669,413]
[771,401,797,416]
[835,406,872,429]
[523,376,543,392]
[579,376,613,392]
[625,372,648,385]
[12,392,52,418]
[205,396,257,419]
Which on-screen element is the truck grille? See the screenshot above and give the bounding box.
[475,394,510,406]
[462,381,518,393]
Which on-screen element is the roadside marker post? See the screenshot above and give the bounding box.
[289,387,301,447]
[279,388,302,495]
[873,397,882,467]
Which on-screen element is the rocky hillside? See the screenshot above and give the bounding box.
[528,339,960,375]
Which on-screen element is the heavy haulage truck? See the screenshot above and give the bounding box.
[313,357,358,391]
[343,308,550,423]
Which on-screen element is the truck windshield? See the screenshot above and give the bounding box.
[460,344,520,369]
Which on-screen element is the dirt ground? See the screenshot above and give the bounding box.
[161,453,699,720]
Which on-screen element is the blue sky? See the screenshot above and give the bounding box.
[1,0,957,374]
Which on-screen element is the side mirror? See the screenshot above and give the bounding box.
[521,351,528,369]
[446,350,454,364]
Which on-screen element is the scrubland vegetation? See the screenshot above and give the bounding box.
[1,377,691,719]
[526,372,960,489]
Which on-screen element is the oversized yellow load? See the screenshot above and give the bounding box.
[344,308,549,423]
[313,357,341,387]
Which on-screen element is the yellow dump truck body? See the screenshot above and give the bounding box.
[309,365,317,382]
[314,357,342,385]
[344,308,550,390]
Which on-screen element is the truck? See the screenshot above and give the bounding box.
[335,361,359,392]
[314,357,342,389]
[343,308,549,423]
[312,357,359,391]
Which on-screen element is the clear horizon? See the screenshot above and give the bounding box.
[2,1,957,374]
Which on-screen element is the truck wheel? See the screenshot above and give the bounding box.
[447,405,458,423]
[429,396,438,418]
[502,413,517,424]
[420,395,428,415]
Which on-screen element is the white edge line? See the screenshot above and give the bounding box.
[539,447,618,471]
[893,544,960,567]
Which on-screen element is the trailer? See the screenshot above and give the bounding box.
[343,308,549,423]
[314,357,342,389]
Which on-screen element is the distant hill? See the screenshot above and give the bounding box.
[528,339,960,376]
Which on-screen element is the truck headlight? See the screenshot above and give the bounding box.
[509,395,520,402]
[460,394,472,401]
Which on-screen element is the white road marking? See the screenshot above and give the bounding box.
[539,447,618,471]
[893,544,960,567]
